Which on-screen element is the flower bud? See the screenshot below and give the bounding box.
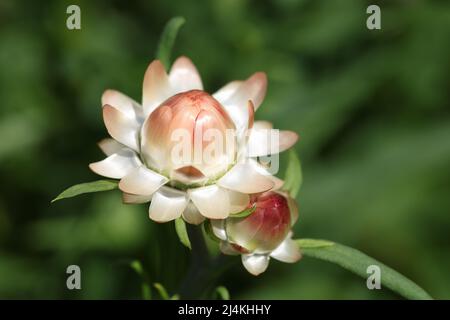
[141,90,237,185]
[225,191,294,253]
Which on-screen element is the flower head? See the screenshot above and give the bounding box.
[142,90,236,186]
[89,56,298,224]
[212,191,301,276]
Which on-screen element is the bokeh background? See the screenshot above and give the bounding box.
[0,0,449,299]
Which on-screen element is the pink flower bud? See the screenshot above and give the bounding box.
[141,90,237,185]
[225,191,294,253]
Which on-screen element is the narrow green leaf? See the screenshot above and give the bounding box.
[296,239,433,300]
[142,284,152,300]
[130,260,144,276]
[155,17,186,69]
[215,286,230,300]
[153,283,170,300]
[297,238,334,248]
[51,180,118,203]
[175,217,191,249]
[130,260,152,300]
[283,150,302,198]
[170,294,180,300]
[229,204,256,218]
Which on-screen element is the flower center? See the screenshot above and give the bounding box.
[140,90,237,188]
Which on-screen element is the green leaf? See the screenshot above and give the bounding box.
[153,283,170,300]
[296,239,432,300]
[297,238,334,248]
[51,180,118,203]
[283,150,302,198]
[130,260,152,300]
[141,285,152,300]
[175,217,191,249]
[229,204,256,218]
[130,260,145,276]
[155,17,186,69]
[215,286,230,300]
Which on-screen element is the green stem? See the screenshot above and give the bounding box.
[178,225,237,299]
[178,224,212,298]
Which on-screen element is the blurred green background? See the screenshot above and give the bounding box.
[0,0,449,299]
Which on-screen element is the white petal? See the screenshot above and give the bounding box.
[220,241,240,256]
[233,72,267,110]
[247,129,298,157]
[101,89,143,122]
[103,104,140,151]
[218,161,274,194]
[122,192,153,204]
[148,187,188,222]
[119,166,168,195]
[210,219,227,241]
[270,237,301,263]
[169,56,203,92]
[219,72,267,131]
[142,60,173,116]
[182,202,205,225]
[228,190,250,213]
[89,149,141,179]
[189,185,230,219]
[242,254,270,276]
[213,81,242,103]
[98,138,125,156]
[269,175,284,191]
[252,121,273,130]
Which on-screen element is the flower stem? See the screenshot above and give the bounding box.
[178,224,235,299]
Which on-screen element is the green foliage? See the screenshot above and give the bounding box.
[283,150,302,198]
[297,239,432,300]
[51,180,118,203]
[175,217,191,250]
[130,260,152,300]
[153,282,170,300]
[156,17,186,69]
[215,286,230,300]
[297,239,334,249]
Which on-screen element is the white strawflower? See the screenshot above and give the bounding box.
[90,57,298,224]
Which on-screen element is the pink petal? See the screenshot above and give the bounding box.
[101,89,143,121]
[103,104,140,151]
[169,56,203,92]
[247,129,298,157]
[142,60,173,116]
[213,81,243,103]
